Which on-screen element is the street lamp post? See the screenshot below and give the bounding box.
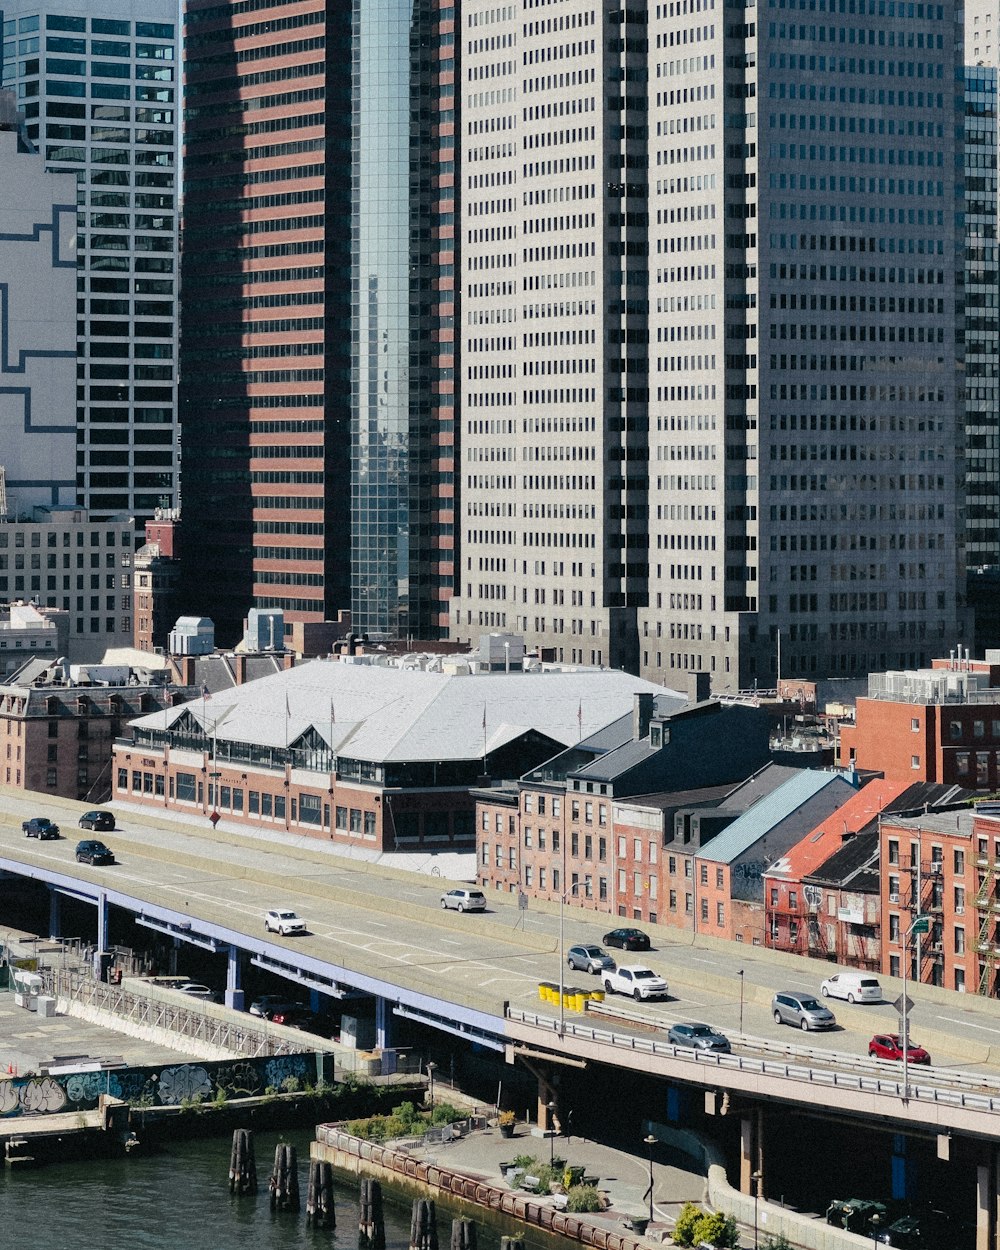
[751,1170,763,1250]
[870,1212,882,1248]
[644,1134,657,1226]
[426,1060,437,1111]
[900,913,930,1103]
[547,1100,557,1166]
[558,879,589,1036]
[738,969,745,1034]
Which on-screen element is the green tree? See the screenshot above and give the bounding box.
[761,1235,794,1250]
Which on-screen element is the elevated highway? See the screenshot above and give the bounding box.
[4,788,1000,1247]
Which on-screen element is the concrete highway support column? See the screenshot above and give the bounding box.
[225,944,244,1011]
[96,891,109,953]
[975,1149,999,1250]
[48,887,61,940]
[375,996,393,1050]
[739,1108,763,1195]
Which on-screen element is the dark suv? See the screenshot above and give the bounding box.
[78,811,115,832]
[75,839,115,865]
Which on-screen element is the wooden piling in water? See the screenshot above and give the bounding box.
[306,1158,336,1228]
[268,1142,300,1212]
[359,1177,386,1250]
[228,1128,257,1196]
[450,1217,477,1250]
[409,1198,438,1250]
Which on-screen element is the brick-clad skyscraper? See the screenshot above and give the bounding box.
[179,0,458,646]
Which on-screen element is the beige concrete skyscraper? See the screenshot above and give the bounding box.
[452,0,968,691]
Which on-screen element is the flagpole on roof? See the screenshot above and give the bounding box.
[482,702,487,769]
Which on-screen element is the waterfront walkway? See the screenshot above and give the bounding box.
[412,1118,708,1236]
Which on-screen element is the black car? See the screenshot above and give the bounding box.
[75,838,115,865]
[79,810,115,832]
[602,927,651,952]
[22,817,59,840]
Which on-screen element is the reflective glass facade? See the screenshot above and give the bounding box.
[350,0,457,638]
[350,1,413,637]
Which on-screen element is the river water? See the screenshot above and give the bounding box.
[6,1128,557,1250]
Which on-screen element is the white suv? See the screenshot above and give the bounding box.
[264,908,307,936]
[440,888,486,913]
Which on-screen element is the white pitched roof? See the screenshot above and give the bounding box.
[133,658,681,764]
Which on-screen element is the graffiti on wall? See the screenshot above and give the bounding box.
[0,1051,318,1118]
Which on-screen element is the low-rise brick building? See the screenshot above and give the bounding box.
[475,680,773,915]
[0,656,195,802]
[114,650,673,852]
[839,654,1000,788]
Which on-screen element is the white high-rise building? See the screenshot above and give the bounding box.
[1,0,179,523]
[452,0,968,690]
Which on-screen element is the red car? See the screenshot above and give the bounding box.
[868,1034,931,1065]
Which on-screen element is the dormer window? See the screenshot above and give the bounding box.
[651,724,662,748]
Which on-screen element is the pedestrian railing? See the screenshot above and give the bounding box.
[507,1006,1000,1115]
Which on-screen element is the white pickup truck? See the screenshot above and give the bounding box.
[602,964,669,1001]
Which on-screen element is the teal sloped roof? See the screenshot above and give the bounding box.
[698,769,851,864]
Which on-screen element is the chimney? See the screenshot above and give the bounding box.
[687,671,711,704]
[633,692,655,741]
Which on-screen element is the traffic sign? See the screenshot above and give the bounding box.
[908,914,931,936]
[892,994,914,1016]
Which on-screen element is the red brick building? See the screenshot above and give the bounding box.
[840,658,1000,788]
[879,807,986,993]
[0,660,194,803]
[116,659,666,853]
[475,688,774,915]
[133,509,180,654]
[764,779,908,963]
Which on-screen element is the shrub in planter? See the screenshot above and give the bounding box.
[691,1211,739,1248]
[761,1236,794,1250]
[565,1185,602,1213]
[672,1202,703,1246]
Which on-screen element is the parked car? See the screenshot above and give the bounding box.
[78,810,115,832]
[440,888,486,912]
[270,1006,319,1031]
[602,927,651,952]
[264,908,307,936]
[868,1034,931,1065]
[602,964,668,1001]
[177,982,216,999]
[567,944,615,974]
[772,990,836,1031]
[826,1199,888,1233]
[820,972,882,1004]
[22,817,59,840]
[877,1212,952,1248]
[667,1022,732,1053]
[249,994,301,1019]
[75,838,115,865]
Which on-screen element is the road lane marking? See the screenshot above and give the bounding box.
[939,1015,1000,1035]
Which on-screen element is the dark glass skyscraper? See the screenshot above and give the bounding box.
[179,0,457,645]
